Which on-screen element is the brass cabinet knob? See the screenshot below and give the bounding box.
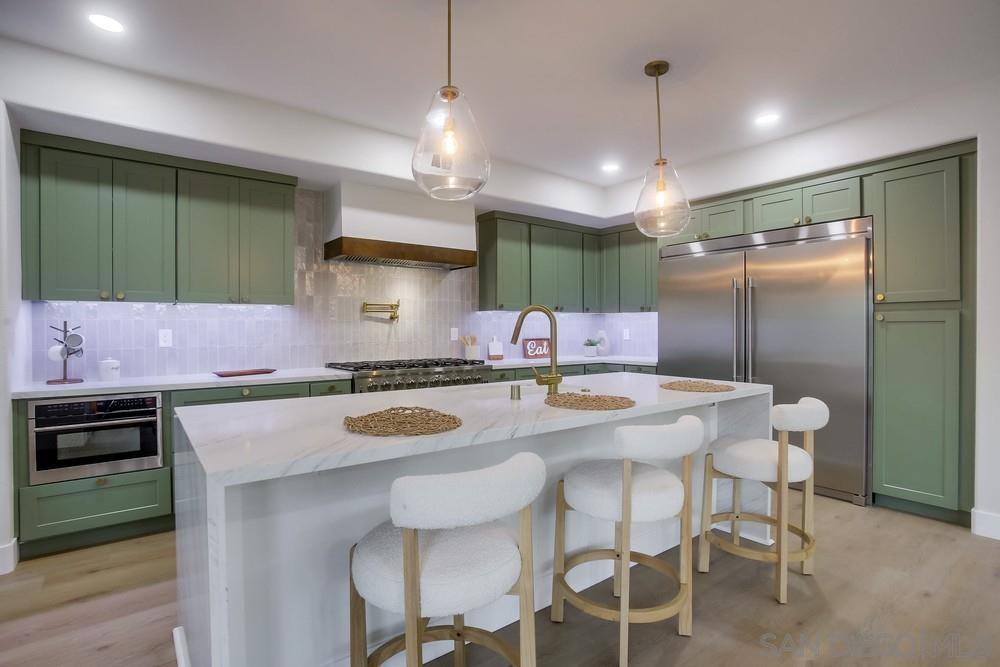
[229,296,236,303]
[95,478,108,487]
[584,307,590,312]
[876,314,885,321]
[793,217,801,225]
[241,388,251,397]
[116,291,125,301]
[497,303,504,309]
[241,296,249,303]
[805,216,813,224]
[100,290,110,300]
[875,293,886,302]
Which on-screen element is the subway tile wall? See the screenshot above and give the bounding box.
[28,189,659,382]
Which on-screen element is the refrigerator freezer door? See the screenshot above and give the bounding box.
[745,237,869,500]
[658,251,745,382]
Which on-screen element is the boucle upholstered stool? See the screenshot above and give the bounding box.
[698,397,829,604]
[550,415,704,666]
[349,453,546,667]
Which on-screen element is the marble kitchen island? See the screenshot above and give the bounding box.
[173,373,773,667]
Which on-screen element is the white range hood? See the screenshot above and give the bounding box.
[324,182,477,269]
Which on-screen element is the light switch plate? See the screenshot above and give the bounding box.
[623,328,631,341]
[158,329,173,348]
[450,328,459,341]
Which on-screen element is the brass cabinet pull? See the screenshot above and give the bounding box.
[100,291,110,300]
[875,293,886,302]
[241,388,251,397]
[116,291,125,301]
[95,478,108,487]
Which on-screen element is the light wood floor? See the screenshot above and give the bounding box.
[2,493,999,666]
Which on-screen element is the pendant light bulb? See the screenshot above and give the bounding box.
[634,61,691,237]
[412,1,490,201]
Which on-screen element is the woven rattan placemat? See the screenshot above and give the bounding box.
[544,392,636,411]
[660,380,736,393]
[343,406,462,436]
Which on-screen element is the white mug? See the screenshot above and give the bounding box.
[99,358,121,382]
[64,332,85,349]
[47,344,68,362]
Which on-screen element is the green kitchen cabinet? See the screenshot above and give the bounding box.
[600,234,620,312]
[584,363,625,374]
[112,160,177,302]
[752,189,803,232]
[624,364,657,375]
[873,309,960,509]
[477,215,531,311]
[18,468,172,542]
[491,368,521,383]
[309,380,352,397]
[530,226,582,312]
[239,180,295,305]
[865,158,960,303]
[515,367,539,381]
[802,177,860,225]
[177,170,241,304]
[558,364,585,377]
[620,229,657,312]
[662,209,703,246]
[701,201,744,239]
[171,383,311,410]
[582,234,601,313]
[37,148,114,301]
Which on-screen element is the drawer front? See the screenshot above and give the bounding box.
[309,380,352,397]
[558,365,585,376]
[171,382,311,407]
[515,367,538,380]
[624,364,657,375]
[492,369,522,382]
[585,363,625,374]
[19,468,172,542]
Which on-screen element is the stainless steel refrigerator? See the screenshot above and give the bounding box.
[657,218,872,505]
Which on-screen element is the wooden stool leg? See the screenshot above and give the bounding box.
[402,528,424,667]
[774,433,789,604]
[551,480,567,623]
[678,454,693,637]
[801,431,815,575]
[453,615,466,667]
[349,545,368,667]
[518,506,537,667]
[613,521,623,598]
[731,478,742,546]
[619,459,633,666]
[697,453,714,573]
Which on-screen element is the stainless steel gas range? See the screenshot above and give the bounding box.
[325,358,493,393]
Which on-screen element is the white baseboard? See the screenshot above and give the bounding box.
[0,536,18,574]
[971,507,1000,541]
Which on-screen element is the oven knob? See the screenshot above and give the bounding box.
[406,378,417,387]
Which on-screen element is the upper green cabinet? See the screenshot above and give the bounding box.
[874,309,960,509]
[113,160,177,302]
[802,177,860,225]
[177,171,240,304]
[619,229,657,312]
[21,132,297,305]
[600,234,620,313]
[662,209,703,246]
[865,158,960,303]
[529,225,582,312]
[582,234,601,313]
[477,215,531,311]
[752,189,803,232]
[701,201,744,239]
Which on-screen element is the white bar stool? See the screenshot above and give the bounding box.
[697,397,829,604]
[550,415,704,666]
[349,452,547,667]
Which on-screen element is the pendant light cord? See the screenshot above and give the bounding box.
[655,74,664,162]
[447,0,452,87]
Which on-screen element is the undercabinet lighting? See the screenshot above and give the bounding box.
[754,111,781,126]
[88,14,124,33]
[601,162,621,173]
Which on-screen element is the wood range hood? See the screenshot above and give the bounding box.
[324,182,477,270]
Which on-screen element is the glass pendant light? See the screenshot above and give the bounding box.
[634,60,692,237]
[412,0,490,201]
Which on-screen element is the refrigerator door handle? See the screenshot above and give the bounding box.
[746,275,755,383]
[732,277,740,382]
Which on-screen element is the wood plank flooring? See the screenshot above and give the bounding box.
[2,493,999,666]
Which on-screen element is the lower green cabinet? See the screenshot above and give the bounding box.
[874,309,960,509]
[309,380,352,397]
[19,468,172,542]
[515,367,538,381]
[752,189,803,232]
[171,382,311,408]
[492,368,519,382]
[584,363,625,374]
[558,364,585,377]
[624,364,657,375]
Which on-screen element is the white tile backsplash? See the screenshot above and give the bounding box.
[28,189,658,382]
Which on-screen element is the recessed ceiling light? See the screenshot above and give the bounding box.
[754,111,781,126]
[601,162,621,173]
[88,14,124,33]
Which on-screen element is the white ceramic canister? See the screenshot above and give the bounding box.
[99,357,121,382]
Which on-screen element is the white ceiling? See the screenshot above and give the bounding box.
[1,0,999,187]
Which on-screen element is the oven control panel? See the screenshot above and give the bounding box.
[31,393,161,420]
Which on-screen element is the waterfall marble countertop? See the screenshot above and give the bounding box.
[175,372,770,487]
[486,354,657,369]
[10,367,354,400]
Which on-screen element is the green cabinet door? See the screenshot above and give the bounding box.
[662,209,703,246]
[239,180,295,305]
[557,364,585,376]
[308,380,352,396]
[645,235,658,312]
[582,234,601,313]
[620,229,649,312]
[494,219,531,311]
[112,160,176,302]
[600,233,620,312]
[701,201,744,239]
[555,229,583,312]
[529,225,558,310]
[38,148,113,301]
[752,189,803,232]
[584,363,625,374]
[624,364,657,375]
[864,158,960,303]
[177,170,240,304]
[171,382,311,409]
[802,177,860,224]
[874,309,960,509]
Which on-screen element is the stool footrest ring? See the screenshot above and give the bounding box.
[705,512,816,563]
[553,548,688,624]
[367,623,520,666]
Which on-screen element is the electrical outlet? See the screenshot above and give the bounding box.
[450,327,459,341]
[158,329,173,348]
[623,328,631,341]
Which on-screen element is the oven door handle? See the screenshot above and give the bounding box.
[31,416,159,433]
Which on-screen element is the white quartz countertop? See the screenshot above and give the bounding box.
[176,372,770,487]
[10,367,354,400]
[487,355,657,369]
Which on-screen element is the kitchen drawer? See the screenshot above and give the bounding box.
[515,367,538,380]
[624,364,657,375]
[584,363,625,374]
[492,368,523,382]
[309,380,352,397]
[171,382,311,408]
[558,364,585,376]
[19,468,172,542]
